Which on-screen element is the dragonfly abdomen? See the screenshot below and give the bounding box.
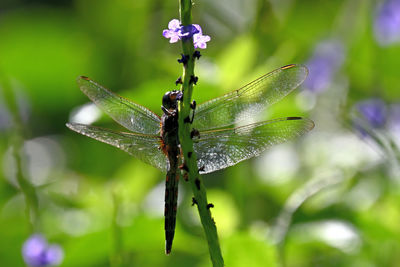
[164,155,179,254]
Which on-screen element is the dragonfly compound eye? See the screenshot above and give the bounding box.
[162,91,181,109]
[162,92,173,109]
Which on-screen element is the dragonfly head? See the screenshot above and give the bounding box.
[162,90,182,110]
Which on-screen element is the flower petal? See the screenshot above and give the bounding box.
[193,33,211,49]
[168,19,181,30]
[162,29,172,38]
[169,36,180,43]
[193,24,203,35]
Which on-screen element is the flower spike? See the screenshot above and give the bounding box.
[163,19,211,49]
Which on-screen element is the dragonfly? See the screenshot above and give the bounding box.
[66,64,314,254]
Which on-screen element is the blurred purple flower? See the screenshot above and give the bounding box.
[374,0,400,46]
[22,234,63,267]
[303,40,345,93]
[387,104,400,149]
[356,99,387,128]
[163,19,210,49]
[388,104,400,132]
[162,19,182,43]
[193,24,211,49]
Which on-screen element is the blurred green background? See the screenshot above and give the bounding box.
[1,0,400,266]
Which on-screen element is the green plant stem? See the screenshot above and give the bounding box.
[110,191,124,267]
[0,73,39,231]
[178,1,224,266]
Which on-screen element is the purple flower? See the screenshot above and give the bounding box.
[193,24,211,49]
[180,24,200,40]
[162,19,210,49]
[374,0,400,46]
[162,19,182,43]
[303,40,345,93]
[22,234,63,267]
[356,99,387,128]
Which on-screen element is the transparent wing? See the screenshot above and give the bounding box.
[77,76,161,135]
[194,117,314,174]
[66,123,168,172]
[193,64,308,131]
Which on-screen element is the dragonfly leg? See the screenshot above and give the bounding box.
[179,162,189,172]
[162,106,178,119]
[161,106,171,116]
[207,203,214,209]
[190,100,196,110]
[190,128,200,139]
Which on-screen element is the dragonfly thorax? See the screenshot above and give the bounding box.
[162,90,182,110]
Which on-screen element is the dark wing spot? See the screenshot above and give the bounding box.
[286,117,302,120]
[281,64,296,70]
